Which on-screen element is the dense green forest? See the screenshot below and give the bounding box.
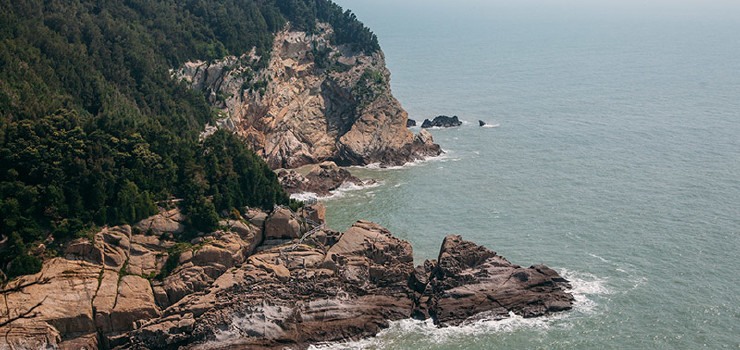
[0,0,379,279]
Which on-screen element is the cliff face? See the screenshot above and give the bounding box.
[176,23,440,169]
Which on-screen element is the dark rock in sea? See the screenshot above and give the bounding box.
[407,119,417,127]
[413,235,574,325]
[479,120,486,127]
[421,115,462,128]
[278,161,370,197]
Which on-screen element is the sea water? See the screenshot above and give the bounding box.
[313,1,740,348]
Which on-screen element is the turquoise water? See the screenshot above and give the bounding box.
[314,1,740,349]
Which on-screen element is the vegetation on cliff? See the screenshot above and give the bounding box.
[0,0,378,279]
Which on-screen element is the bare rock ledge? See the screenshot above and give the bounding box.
[0,209,573,349]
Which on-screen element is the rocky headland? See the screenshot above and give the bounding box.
[0,204,573,349]
[177,23,441,169]
[421,115,463,128]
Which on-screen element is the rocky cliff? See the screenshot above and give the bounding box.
[0,206,572,349]
[176,23,441,169]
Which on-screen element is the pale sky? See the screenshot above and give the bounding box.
[334,0,740,22]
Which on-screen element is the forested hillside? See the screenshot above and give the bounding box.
[0,0,379,278]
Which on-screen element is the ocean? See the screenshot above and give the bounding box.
[311,1,740,348]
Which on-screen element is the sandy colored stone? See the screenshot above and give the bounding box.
[264,207,302,239]
[175,24,440,169]
[110,275,161,332]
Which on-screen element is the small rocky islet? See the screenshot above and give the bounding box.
[421,115,463,128]
[0,203,573,349]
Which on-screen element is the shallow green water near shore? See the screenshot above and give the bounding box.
[312,1,740,348]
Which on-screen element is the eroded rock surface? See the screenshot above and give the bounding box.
[278,161,371,197]
[176,24,441,168]
[0,205,320,348]
[0,210,571,349]
[129,228,573,349]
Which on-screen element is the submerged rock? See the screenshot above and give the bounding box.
[421,115,463,128]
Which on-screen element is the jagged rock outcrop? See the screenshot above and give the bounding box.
[0,209,571,349]
[128,228,573,349]
[411,235,574,325]
[278,161,372,197]
[479,120,486,127]
[421,115,463,128]
[176,24,441,169]
[407,119,417,127]
[0,205,322,348]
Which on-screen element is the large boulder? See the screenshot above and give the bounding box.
[135,208,186,236]
[264,207,302,239]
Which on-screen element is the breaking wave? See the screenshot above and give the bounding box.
[310,269,609,349]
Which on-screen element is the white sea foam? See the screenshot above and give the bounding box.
[310,269,610,349]
[353,151,451,171]
[481,123,500,128]
[290,191,321,202]
[560,268,611,314]
[325,180,383,200]
[289,180,382,202]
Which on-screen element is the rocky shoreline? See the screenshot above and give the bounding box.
[277,161,373,198]
[0,202,573,349]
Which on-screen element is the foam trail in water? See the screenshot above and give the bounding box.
[356,151,452,171]
[289,180,382,202]
[325,180,383,200]
[311,269,609,349]
[481,123,500,128]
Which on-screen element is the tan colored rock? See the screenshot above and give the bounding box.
[264,207,302,239]
[244,207,268,229]
[163,265,214,305]
[220,219,264,256]
[110,275,161,332]
[59,332,98,350]
[300,202,326,224]
[135,208,185,236]
[92,270,119,333]
[0,319,61,349]
[64,226,134,271]
[127,241,168,276]
[176,23,440,168]
[2,258,99,335]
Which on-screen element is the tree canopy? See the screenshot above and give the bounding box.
[0,0,376,279]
